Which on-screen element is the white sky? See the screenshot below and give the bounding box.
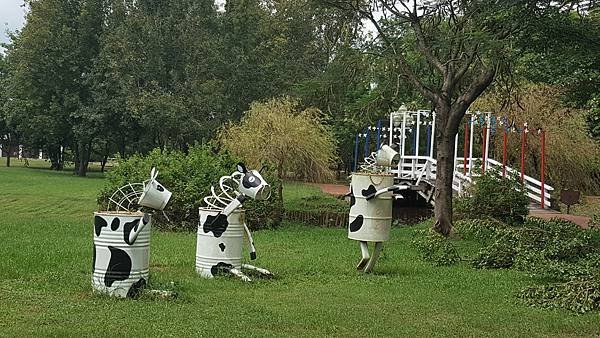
[0,0,27,54]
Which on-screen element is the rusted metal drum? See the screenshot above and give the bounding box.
[348,173,394,242]
[92,211,151,298]
[196,208,245,278]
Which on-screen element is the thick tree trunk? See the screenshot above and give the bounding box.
[77,141,92,177]
[6,143,12,167]
[433,133,456,236]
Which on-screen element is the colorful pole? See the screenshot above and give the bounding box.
[520,129,526,182]
[482,126,487,173]
[502,129,507,177]
[463,121,469,175]
[426,124,432,157]
[353,133,359,172]
[540,130,546,208]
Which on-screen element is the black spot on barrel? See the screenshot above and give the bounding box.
[157,185,164,192]
[219,243,226,252]
[211,262,233,276]
[126,278,146,298]
[361,185,377,198]
[350,187,356,207]
[94,216,108,236]
[349,215,364,232]
[203,214,229,238]
[111,217,120,231]
[123,219,140,245]
[104,246,132,287]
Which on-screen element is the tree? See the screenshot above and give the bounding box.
[324,0,586,236]
[220,97,337,209]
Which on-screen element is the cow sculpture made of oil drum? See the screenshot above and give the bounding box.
[196,208,247,279]
[348,172,394,242]
[92,212,151,298]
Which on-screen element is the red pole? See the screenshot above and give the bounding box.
[520,129,526,182]
[482,126,487,173]
[502,130,507,177]
[540,130,545,208]
[464,121,469,175]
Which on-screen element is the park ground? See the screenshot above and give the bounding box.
[1,159,600,337]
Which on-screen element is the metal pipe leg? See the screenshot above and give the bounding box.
[243,222,257,260]
[363,242,383,273]
[241,263,273,277]
[228,267,252,282]
[356,241,370,270]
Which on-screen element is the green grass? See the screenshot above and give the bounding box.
[282,181,348,213]
[1,165,600,337]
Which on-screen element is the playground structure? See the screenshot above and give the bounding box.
[353,106,554,208]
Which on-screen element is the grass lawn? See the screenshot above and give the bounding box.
[1,163,600,337]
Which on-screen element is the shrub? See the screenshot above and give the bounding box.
[454,168,529,224]
[411,228,461,266]
[519,276,600,313]
[97,145,283,231]
[454,218,505,241]
[468,217,600,312]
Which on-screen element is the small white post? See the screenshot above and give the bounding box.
[415,111,421,157]
[454,133,459,176]
[388,112,394,147]
[401,112,407,160]
[485,112,491,170]
[0,144,3,158]
[39,149,43,159]
[18,145,23,160]
[429,111,436,158]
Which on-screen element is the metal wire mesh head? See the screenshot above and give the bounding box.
[107,183,145,212]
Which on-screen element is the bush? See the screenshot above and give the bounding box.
[454,168,529,224]
[466,217,600,313]
[97,145,283,231]
[411,228,461,266]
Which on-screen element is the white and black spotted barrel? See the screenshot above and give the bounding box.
[196,208,245,278]
[348,173,394,242]
[92,212,151,298]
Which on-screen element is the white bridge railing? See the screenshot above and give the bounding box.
[389,155,553,208]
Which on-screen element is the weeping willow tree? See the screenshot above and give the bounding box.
[220,97,338,204]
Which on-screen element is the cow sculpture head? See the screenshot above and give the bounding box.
[236,163,271,201]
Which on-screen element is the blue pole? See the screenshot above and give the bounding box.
[353,133,359,172]
[378,121,382,149]
[364,128,370,158]
[426,124,431,156]
[413,125,417,155]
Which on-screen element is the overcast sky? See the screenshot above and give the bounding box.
[0,0,27,53]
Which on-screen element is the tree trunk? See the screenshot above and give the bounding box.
[6,142,12,167]
[77,141,92,177]
[433,132,455,236]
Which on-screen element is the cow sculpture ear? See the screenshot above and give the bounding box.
[236,163,247,173]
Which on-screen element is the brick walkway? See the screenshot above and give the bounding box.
[312,183,349,197]
[314,183,591,229]
[528,206,591,229]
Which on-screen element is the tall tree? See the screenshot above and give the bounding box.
[324,0,586,235]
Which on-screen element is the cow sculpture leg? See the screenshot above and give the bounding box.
[356,241,383,273]
[241,264,273,277]
[356,241,370,270]
[363,242,383,273]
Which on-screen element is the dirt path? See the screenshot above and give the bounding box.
[314,183,592,228]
